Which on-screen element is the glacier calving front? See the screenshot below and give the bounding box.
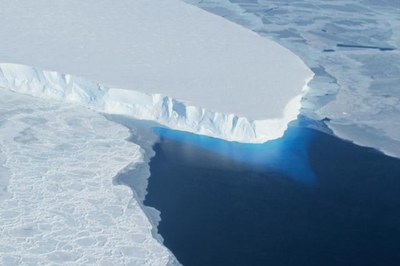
[0,0,313,142]
[0,63,309,143]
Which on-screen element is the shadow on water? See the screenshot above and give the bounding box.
[145,125,400,266]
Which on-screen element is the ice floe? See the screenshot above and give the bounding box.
[0,90,177,265]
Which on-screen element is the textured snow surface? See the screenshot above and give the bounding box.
[0,90,176,265]
[0,63,307,143]
[186,0,400,158]
[0,0,312,121]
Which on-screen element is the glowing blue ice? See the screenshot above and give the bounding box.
[153,125,316,183]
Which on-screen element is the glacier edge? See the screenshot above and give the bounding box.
[0,63,313,143]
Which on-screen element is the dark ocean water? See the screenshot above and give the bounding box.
[144,126,400,266]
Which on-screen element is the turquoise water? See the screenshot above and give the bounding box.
[145,126,400,266]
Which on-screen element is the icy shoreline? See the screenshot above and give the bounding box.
[108,116,170,255]
[0,89,178,265]
[0,63,311,143]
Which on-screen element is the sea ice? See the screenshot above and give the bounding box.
[0,89,177,265]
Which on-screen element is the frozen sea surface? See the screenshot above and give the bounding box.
[185,0,400,157]
[0,89,176,265]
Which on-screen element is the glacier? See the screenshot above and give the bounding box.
[0,0,313,128]
[2,0,398,264]
[0,63,309,143]
[0,0,315,265]
[184,0,400,158]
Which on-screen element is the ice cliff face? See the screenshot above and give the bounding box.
[0,63,311,143]
[0,0,313,142]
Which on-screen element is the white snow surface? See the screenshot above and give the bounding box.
[0,0,313,139]
[0,89,177,265]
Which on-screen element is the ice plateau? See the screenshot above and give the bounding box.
[0,0,313,142]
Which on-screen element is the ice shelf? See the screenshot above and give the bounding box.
[184,0,400,158]
[0,62,310,143]
[0,0,313,142]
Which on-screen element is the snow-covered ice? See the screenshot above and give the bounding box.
[0,90,177,265]
[185,0,400,157]
[0,0,317,264]
[2,0,397,264]
[0,62,309,143]
[0,0,312,131]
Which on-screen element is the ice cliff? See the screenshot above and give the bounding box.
[0,0,313,143]
[0,63,311,143]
